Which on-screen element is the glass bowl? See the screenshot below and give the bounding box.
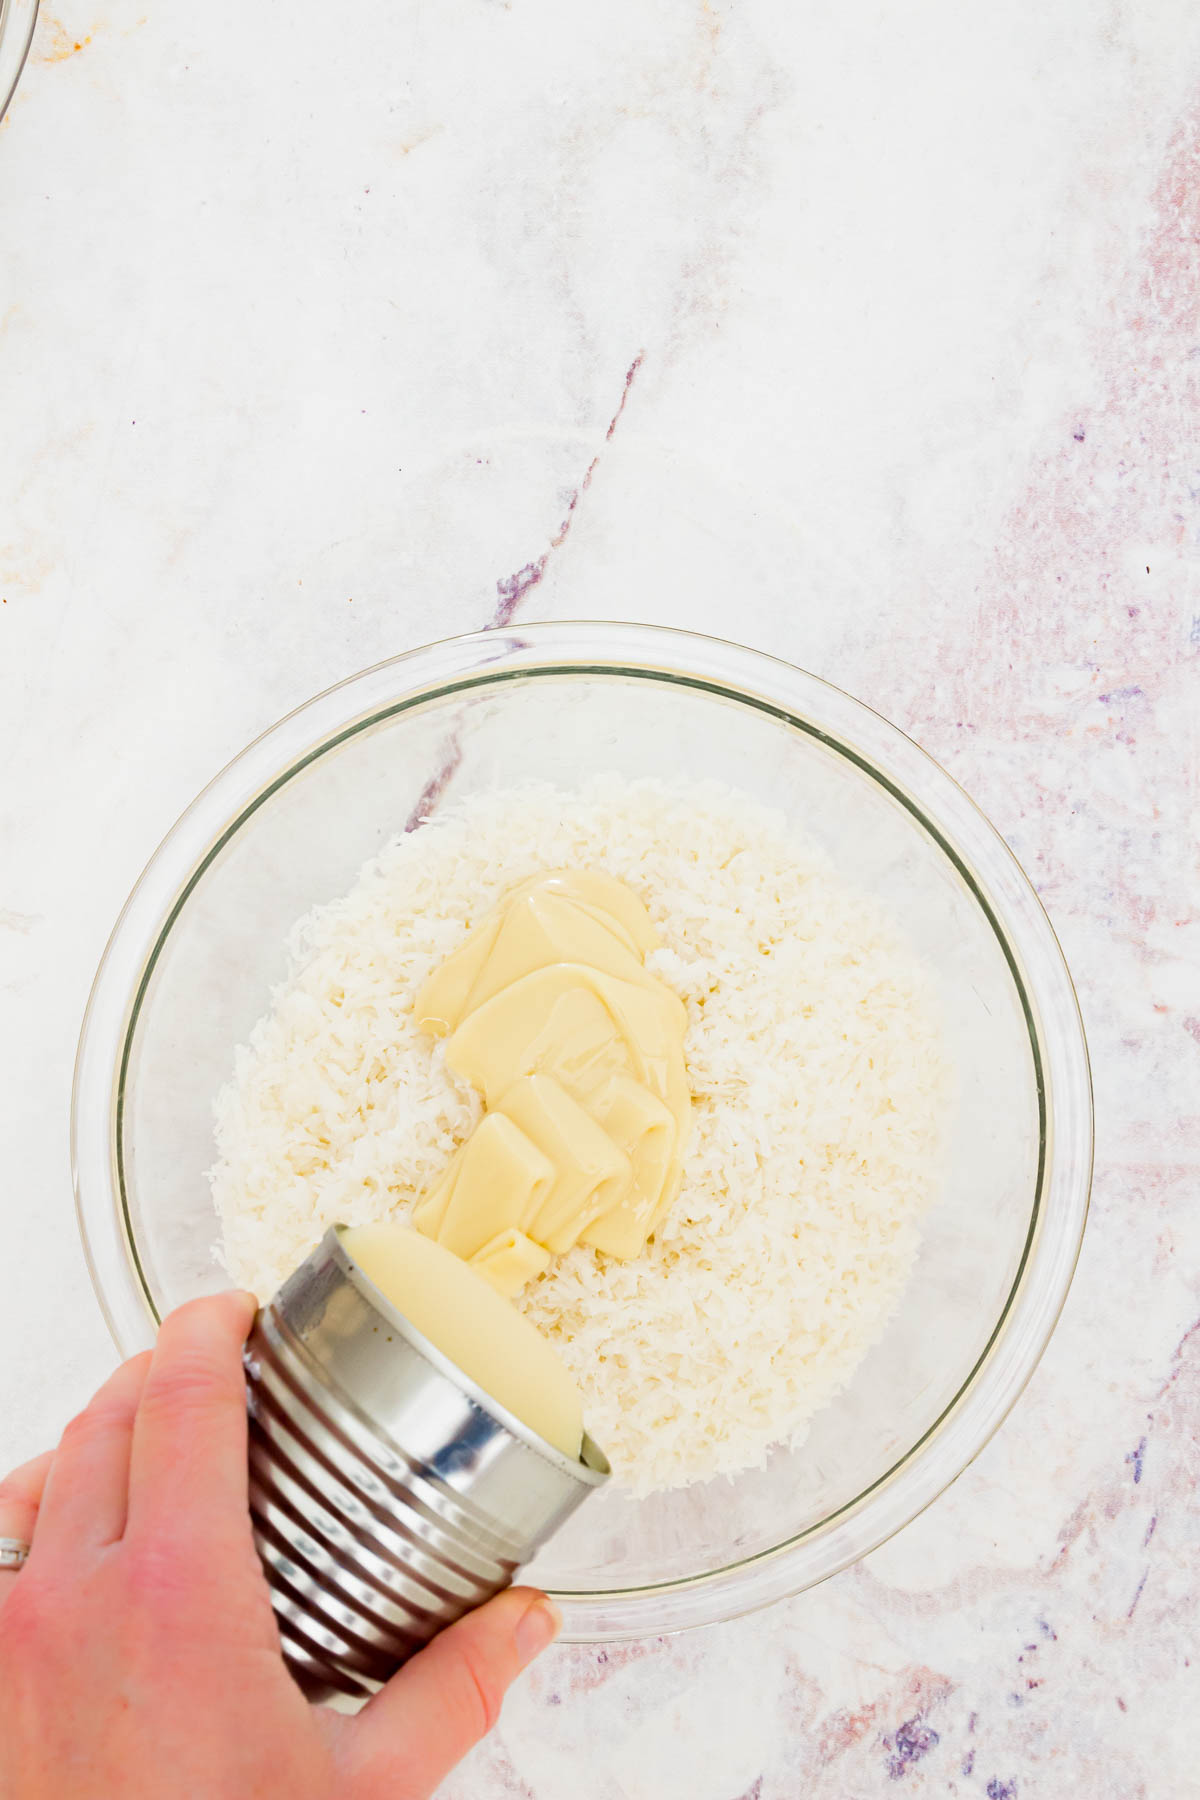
[73,623,1092,1640]
[0,0,38,123]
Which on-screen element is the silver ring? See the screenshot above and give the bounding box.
[0,1537,30,1571]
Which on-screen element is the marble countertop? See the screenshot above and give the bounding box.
[3,2,1199,1793]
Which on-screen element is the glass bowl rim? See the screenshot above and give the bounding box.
[72,620,1093,1641]
[0,0,39,125]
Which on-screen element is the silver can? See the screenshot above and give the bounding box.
[244,1226,609,1703]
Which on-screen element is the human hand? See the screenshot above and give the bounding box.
[0,1291,561,1799]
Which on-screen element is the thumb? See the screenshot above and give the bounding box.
[341,1586,562,1800]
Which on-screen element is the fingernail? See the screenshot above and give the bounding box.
[515,1596,562,1664]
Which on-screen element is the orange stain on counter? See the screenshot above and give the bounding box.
[36,16,95,61]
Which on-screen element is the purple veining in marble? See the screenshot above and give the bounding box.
[884,1716,940,1780]
[404,353,645,833]
[491,560,546,623]
[487,352,644,629]
[1125,1435,1147,1482]
[403,735,465,834]
[1126,1568,1149,1617]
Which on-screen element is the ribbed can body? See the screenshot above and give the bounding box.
[243,1228,608,1702]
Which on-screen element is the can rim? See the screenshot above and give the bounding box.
[329,1227,611,1487]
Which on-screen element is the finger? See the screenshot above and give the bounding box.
[0,1451,54,1581]
[125,1291,257,1559]
[31,1354,153,1559]
[341,1587,561,1800]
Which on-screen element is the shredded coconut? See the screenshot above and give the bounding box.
[211,777,949,1493]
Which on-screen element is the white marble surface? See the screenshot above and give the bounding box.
[3,1,1200,1793]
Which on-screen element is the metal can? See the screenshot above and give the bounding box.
[244,1225,609,1702]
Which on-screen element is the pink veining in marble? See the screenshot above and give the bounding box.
[438,91,1200,1800]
